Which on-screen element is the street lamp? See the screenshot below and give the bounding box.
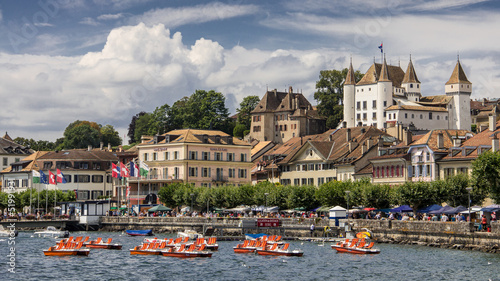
[264,193,269,213]
[466,187,472,223]
[345,190,351,238]
[190,193,195,213]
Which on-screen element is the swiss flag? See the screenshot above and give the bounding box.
[112,163,119,178]
[48,170,57,185]
[120,162,130,178]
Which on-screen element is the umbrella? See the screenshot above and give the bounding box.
[147,205,172,212]
[363,207,376,211]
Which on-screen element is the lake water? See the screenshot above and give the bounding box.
[2,231,500,281]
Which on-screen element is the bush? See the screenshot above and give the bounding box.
[59,214,69,219]
[8,216,18,220]
[42,215,53,220]
[25,214,36,220]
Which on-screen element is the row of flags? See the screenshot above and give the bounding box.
[31,161,149,184]
[32,169,67,185]
[111,161,149,179]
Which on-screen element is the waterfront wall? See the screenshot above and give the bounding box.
[351,219,500,252]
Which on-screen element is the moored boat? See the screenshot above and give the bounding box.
[130,241,168,255]
[331,239,380,255]
[233,239,261,254]
[126,229,153,236]
[0,225,18,237]
[177,229,202,240]
[85,237,123,250]
[161,243,212,258]
[43,241,90,256]
[34,226,69,238]
[256,242,304,257]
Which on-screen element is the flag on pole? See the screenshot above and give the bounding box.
[130,161,139,177]
[378,42,383,53]
[140,161,149,177]
[39,170,48,184]
[33,170,41,184]
[120,162,130,177]
[56,169,67,183]
[48,170,57,185]
[112,163,119,178]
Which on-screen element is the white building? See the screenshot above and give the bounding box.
[343,56,472,131]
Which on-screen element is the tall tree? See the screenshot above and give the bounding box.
[236,95,260,129]
[147,104,171,136]
[471,151,500,203]
[133,113,152,144]
[100,124,122,147]
[314,68,363,129]
[127,111,147,144]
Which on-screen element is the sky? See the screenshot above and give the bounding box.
[0,0,499,143]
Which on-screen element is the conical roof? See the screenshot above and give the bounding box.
[446,59,471,85]
[379,57,391,82]
[345,59,356,85]
[402,58,420,84]
[2,131,12,141]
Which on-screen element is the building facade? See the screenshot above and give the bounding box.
[0,132,32,182]
[248,87,326,143]
[343,57,472,131]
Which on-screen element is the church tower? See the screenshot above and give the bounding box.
[401,56,421,102]
[343,58,356,128]
[445,58,472,130]
[377,57,393,129]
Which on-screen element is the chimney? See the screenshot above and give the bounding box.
[489,112,497,132]
[377,136,384,156]
[100,142,104,150]
[88,145,92,151]
[493,133,499,152]
[346,128,351,142]
[342,121,347,128]
[349,142,353,153]
[437,132,444,149]
[366,137,373,148]
[405,129,412,146]
[329,134,334,141]
[108,143,112,151]
[289,86,293,94]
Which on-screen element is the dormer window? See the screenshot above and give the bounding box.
[410,84,413,88]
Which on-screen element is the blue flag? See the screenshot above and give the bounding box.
[378,43,383,53]
[39,170,48,184]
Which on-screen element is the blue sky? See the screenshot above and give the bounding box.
[0,0,499,142]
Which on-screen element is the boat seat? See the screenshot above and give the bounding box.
[96,237,102,244]
[276,236,282,242]
[83,236,90,243]
[357,241,366,248]
[106,238,112,244]
[178,244,186,252]
[281,243,289,251]
[198,244,206,251]
[76,242,84,249]
[270,244,278,251]
[187,244,196,252]
[365,242,375,249]
[243,240,249,247]
[183,237,189,243]
[348,239,359,248]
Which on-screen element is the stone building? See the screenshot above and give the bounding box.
[248,87,325,144]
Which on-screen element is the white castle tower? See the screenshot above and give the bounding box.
[376,57,393,129]
[445,58,472,130]
[401,56,421,102]
[343,58,356,128]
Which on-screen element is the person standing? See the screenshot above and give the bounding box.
[310,223,315,237]
[481,215,488,231]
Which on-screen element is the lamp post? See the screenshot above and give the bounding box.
[345,190,351,220]
[466,187,472,223]
[190,193,194,214]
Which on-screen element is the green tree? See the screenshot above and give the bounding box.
[236,95,260,130]
[133,113,152,143]
[233,124,247,138]
[441,174,477,207]
[396,181,437,212]
[471,151,500,203]
[158,183,179,208]
[147,104,171,136]
[360,183,393,209]
[314,68,363,129]
[127,111,147,144]
[100,124,121,147]
[62,123,100,149]
[13,137,56,151]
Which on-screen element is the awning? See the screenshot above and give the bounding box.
[147,205,172,212]
[226,206,251,213]
[390,205,413,212]
[429,205,454,215]
[480,204,500,212]
[443,206,467,215]
[417,204,442,214]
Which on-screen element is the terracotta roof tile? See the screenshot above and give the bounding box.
[446,60,471,85]
[402,58,420,84]
[357,63,405,87]
[386,104,448,112]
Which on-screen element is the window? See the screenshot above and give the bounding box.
[301,178,307,185]
[165,151,170,160]
[202,168,210,177]
[410,84,413,88]
[188,167,198,177]
[143,153,148,161]
[189,151,198,160]
[152,152,157,160]
[308,178,314,185]
[228,168,235,178]
[43,161,52,169]
[411,114,415,118]
[75,175,90,183]
[64,175,72,183]
[357,114,361,120]
[2,157,7,166]
[92,175,103,183]
[279,125,283,131]
[215,152,223,161]
[302,164,307,171]
[429,112,433,120]
[294,179,300,186]
[420,114,423,119]
[372,100,376,108]
[284,125,287,131]
[405,113,408,119]
[202,152,210,161]
[240,153,247,162]
[383,112,386,118]
[383,101,387,107]
[363,113,367,120]
[91,191,103,200]
[363,101,367,109]
[92,162,101,170]
[227,153,234,161]
[357,101,360,110]
[106,175,112,183]
[173,167,179,179]
[174,151,179,160]
[437,115,440,120]
[238,169,247,178]
[77,191,89,200]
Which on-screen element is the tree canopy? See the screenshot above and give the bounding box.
[314,68,363,129]
[59,120,121,149]
[472,151,500,203]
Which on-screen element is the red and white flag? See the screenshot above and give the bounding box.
[120,162,130,177]
[56,169,67,183]
[112,163,119,178]
[48,170,57,185]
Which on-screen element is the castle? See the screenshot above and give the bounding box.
[343,56,472,131]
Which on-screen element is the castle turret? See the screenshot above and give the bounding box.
[377,57,393,129]
[445,58,472,130]
[343,58,356,128]
[402,56,421,102]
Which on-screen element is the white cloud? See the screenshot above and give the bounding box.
[97,13,124,20]
[129,2,259,28]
